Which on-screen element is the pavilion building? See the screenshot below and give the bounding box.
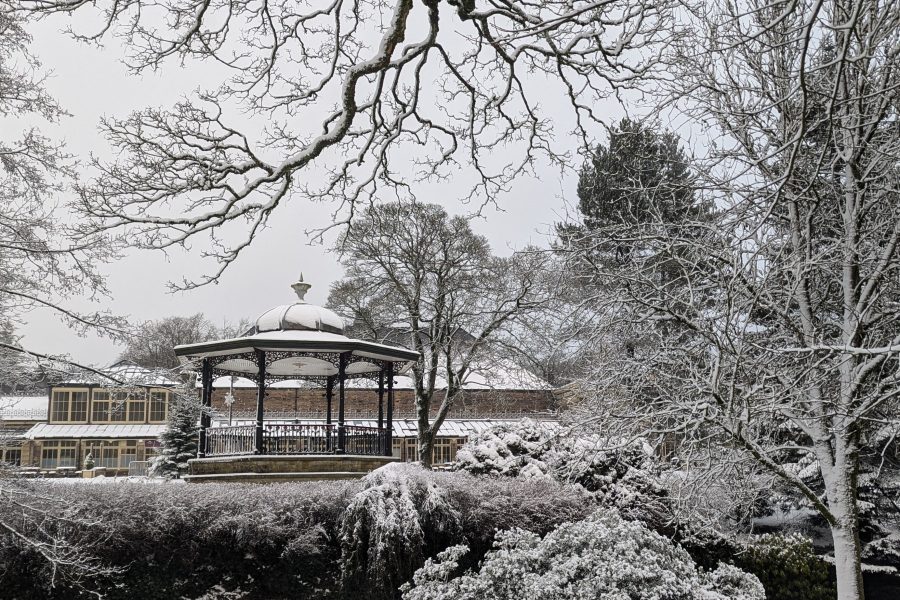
[9,364,177,474]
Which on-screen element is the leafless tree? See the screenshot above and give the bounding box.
[13,0,677,289]
[0,7,126,379]
[564,2,900,598]
[118,313,250,370]
[328,202,544,466]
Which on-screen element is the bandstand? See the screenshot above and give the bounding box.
[174,277,418,482]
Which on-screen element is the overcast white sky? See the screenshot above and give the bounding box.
[17,18,619,366]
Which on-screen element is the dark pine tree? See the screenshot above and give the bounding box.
[577,117,698,234]
[150,396,199,478]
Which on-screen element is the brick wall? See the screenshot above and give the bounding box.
[210,386,557,418]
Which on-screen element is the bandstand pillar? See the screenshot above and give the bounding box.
[337,352,348,453]
[385,362,394,457]
[377,369,384,431]
[325,375,334,451]
[255,349,266,454]
[198,358,212,458]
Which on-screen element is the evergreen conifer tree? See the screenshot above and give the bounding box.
[150,395,199,478]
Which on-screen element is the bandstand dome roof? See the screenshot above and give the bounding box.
[253,275,345,335]
[174,276,418,380]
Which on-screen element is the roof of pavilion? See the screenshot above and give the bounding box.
[174,277,419,380]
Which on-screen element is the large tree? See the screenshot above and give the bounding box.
[0,8,124,375]
[118,314,250,370]
[571,2,900,599]
[13,0,677,289]
[0,7,127,589]
[577,117,697,236]
[328,203,542,467]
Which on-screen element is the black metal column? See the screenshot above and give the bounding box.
[337,352,348,453]
[255,349,266,454]
[198,358,213,458]
[386,362,394,457]
[325,375,334,452]
[377,368,385,454]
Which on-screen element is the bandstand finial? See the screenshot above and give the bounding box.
[291,274,312,302]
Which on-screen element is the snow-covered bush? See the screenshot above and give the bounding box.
[454,419,672,529]
[339,463,462,600]
[401,510,765,600]
[0,468,595,599]
[733,534,834,600]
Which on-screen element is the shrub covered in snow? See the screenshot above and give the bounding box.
[338,463,596,600]
[0,478,359,599]
[401,510,765,600]
[0,468,595,599]
[453,419,672,529]
[734,534,835,600]
[340,464,462,600]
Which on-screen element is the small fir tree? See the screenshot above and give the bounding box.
[150,396,199,478]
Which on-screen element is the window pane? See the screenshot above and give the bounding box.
[59,448,77,468]
[150,391,167,422]
[128,399,146,422]
[101,447,119,469]
[71,392,88,421]
[51,392,69,422]
[92,401,110,422]
[2,449,21,466]
[110,394,127,422]
[41,447,57,469]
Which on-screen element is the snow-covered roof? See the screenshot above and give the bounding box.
[23,423,167,439]
[60,363,178,387]
[175,329,418,370]
[0,395,48,420]
[205,356,551,391]
[212,418,556,438]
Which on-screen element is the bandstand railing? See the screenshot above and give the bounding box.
[207,425,256,456]
[205,423,386,457]
[343,425,385,455]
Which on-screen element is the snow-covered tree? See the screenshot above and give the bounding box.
[17,0,677,291]
[562,2,900,598]
[119,314,251,370]
[150,393,199,478]
[401,510,765,600]
[454,419,673,530]
[328,203,546,467]
[0,8,125,375]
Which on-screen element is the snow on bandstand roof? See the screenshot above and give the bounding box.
[174,277,419,379]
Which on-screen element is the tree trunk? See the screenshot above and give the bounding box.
[825,464,866,600]
[832,523,865,600]
[416,391,434,468]
[418,435,433,468]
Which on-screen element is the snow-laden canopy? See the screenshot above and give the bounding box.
[175,277,418,380]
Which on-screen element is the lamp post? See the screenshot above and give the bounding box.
[225,377,236,426]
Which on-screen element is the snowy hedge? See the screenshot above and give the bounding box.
[0,468,594,600]
[401,510,765,600]
[453,419,672,529]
